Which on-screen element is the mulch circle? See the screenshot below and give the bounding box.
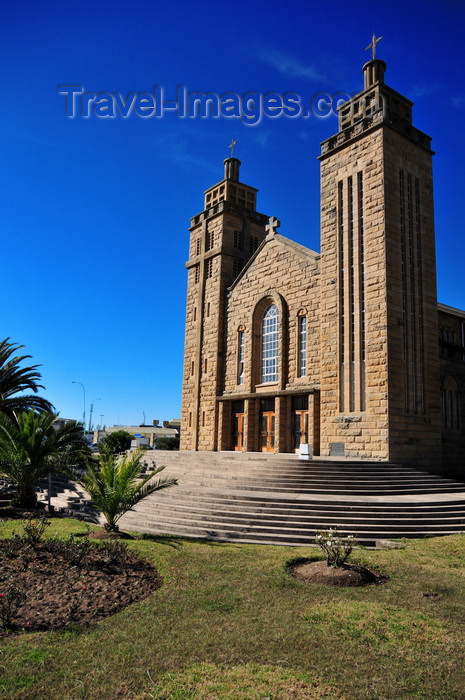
[289,559,387,587]
[0,529,162,634]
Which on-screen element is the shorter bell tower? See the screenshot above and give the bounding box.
[181,152,269,450]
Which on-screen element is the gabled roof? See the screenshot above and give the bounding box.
[228,233,319,292]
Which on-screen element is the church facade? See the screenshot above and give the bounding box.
[180,53,465,476]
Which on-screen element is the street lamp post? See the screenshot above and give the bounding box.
[72,381,86,436]
[89,397,101,432]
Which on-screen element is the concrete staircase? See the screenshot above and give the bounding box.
[32,451,465,546]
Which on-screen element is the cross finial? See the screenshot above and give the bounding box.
[265,216,280,236]
[365,33,383,60]
[228,137,238,158]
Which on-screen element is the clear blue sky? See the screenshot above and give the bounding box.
[3,0,465,428]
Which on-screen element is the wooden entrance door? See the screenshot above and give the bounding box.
[293,410,309,452]
[260,412,275,452]
[233,413,244,451]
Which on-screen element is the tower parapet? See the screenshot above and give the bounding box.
[321,57,432,158]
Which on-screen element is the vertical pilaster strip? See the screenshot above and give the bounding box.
[348,175,355,412]
[415,178,425,414]
[399,170,410,412]
[338,180,345,412]
[407,174,417,412]
[358,171,366,411]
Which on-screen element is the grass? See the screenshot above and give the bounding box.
[0,517,465,699]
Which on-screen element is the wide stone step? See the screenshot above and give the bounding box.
[129,501,465,526]
[118,517,465,547]
[174,482,465,496]
[146,491,465,512]
[35,453,465,546]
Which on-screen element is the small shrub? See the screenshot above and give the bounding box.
[315,529,356,567]
[21,515,51,547]
[61,535,92,567]
[0,582,26,629]
[100,540,129,566]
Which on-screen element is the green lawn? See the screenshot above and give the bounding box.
[1,516,465,699]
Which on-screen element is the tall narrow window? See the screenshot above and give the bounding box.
[261,305,279,383]
[205,229,214,251]
[206,258,213,278]
[238,329,245,385]
[298,314,307,377]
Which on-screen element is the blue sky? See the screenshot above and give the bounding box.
[3,0,465,428]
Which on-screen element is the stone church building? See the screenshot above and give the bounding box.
[180,52,465,475]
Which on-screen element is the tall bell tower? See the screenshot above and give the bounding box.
[180,151,269,450]
[319,38,442,467]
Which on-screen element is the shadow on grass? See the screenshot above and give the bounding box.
[138,533,246,549]
[138,533,185,548]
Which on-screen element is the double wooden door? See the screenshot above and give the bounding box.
[260,411,275,452]
[293,409,309,452]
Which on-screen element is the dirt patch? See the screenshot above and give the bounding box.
[0,534,162,634]
[289,559,387,587]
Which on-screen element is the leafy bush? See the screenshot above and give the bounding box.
[155,437,179,451]
[98,430,132,455]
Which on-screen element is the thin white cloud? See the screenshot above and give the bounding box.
[258,48,323,81]
[161,132,219,176]
[254,130,272,148]
[409,84,441,99]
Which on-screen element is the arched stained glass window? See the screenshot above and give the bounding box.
[238,329,245,385]
[261,305,279,383]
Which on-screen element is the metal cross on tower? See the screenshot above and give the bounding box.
[228,137,238,157]
[365,33,383,60]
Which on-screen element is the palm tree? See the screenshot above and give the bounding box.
[0,338,54,420]
[0,411,89,508]
[71,446,178,532]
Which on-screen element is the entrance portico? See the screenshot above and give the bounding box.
[219,390,320,455]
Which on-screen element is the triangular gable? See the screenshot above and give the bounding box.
[228,233,319,293]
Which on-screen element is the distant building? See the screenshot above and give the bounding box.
[94,421,179,448]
